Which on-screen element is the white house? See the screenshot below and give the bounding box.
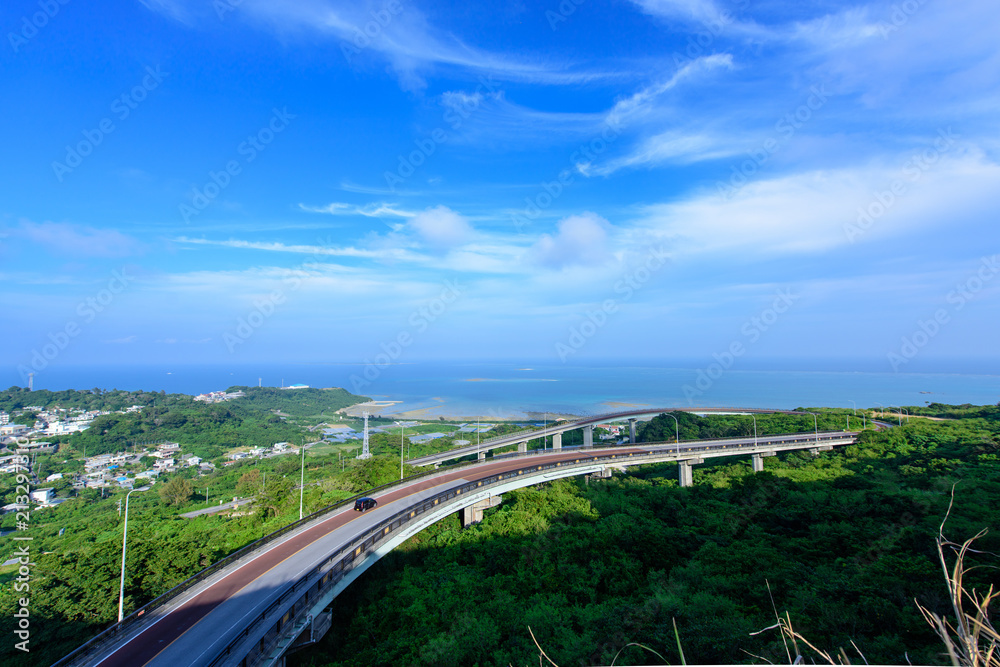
[30,488,55,504]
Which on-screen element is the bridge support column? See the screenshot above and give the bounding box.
[517,441,527,454]
[629,419,637,444]
[552,433,562,450]
[583,424,593,449]
[809,445,833,455]
[678,458,703,487]
[478,451,486,461]
[461,495,503,527]
[751,451,775,472]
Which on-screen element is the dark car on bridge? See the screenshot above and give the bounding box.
[354,497,377,512]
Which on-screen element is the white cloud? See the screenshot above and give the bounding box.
[408,206,474,250]
[298,202,416,218]
[632,151,1000,257]
[171,237,425,263]
[531,212,613,269]
[142,0,621,89]
[595,130,744,174]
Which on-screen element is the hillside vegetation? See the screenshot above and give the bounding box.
[291,407,1000,666]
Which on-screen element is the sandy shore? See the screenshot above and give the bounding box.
[340,400,582,422]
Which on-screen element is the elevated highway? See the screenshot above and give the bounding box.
[60,429,858,667]
[408,406,822,467]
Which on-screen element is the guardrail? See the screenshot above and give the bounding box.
[56,429,858,666]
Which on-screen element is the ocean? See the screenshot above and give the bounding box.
[5,361,998,419]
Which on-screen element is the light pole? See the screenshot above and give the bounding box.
[394,421,405,480]
[751,414,758,447]
[876,403,885,420]
[811,412,818,443]
[666,413,680,456]
[848,400,856,415]
[118,485,151,622]
[299,439,305,520]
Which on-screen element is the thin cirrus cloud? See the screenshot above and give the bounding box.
[298,202,417,218]
[139,0,625,88]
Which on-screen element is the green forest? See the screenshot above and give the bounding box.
[289,408,1000,666]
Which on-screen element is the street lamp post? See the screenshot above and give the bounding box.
[118,485,150,623]
[751,414,758,447]
[299,439,305,520]
[666,413,680,456]
[811,413,818,443]
[849,400,856,415]
[394,421,405,480]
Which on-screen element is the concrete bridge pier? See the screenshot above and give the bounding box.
[809,445,833,455]
[678,458,703,487]
[461,496,503,527]
[628,419,637,444]
[583,424,593,449]
[517,441,527,454]
[552,433,562,450]
[478,451,486,461]
[751,451,775,472]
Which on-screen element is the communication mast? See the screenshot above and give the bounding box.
[357,412,372,459]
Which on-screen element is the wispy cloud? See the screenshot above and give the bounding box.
[141,0,625,89]
[298,202,417,218]
[172,236,424,262]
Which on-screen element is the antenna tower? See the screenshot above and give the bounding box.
[357,412,372,459]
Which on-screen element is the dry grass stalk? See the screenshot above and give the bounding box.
[914,494,1000,667]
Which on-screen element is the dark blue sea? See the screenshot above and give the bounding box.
[4,361,997,419]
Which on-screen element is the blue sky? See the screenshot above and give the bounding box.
[3,0,999,382]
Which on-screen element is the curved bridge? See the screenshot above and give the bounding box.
[408,406,821,467]
[60,429,858,667]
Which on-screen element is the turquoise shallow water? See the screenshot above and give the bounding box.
[7,362,998,419]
